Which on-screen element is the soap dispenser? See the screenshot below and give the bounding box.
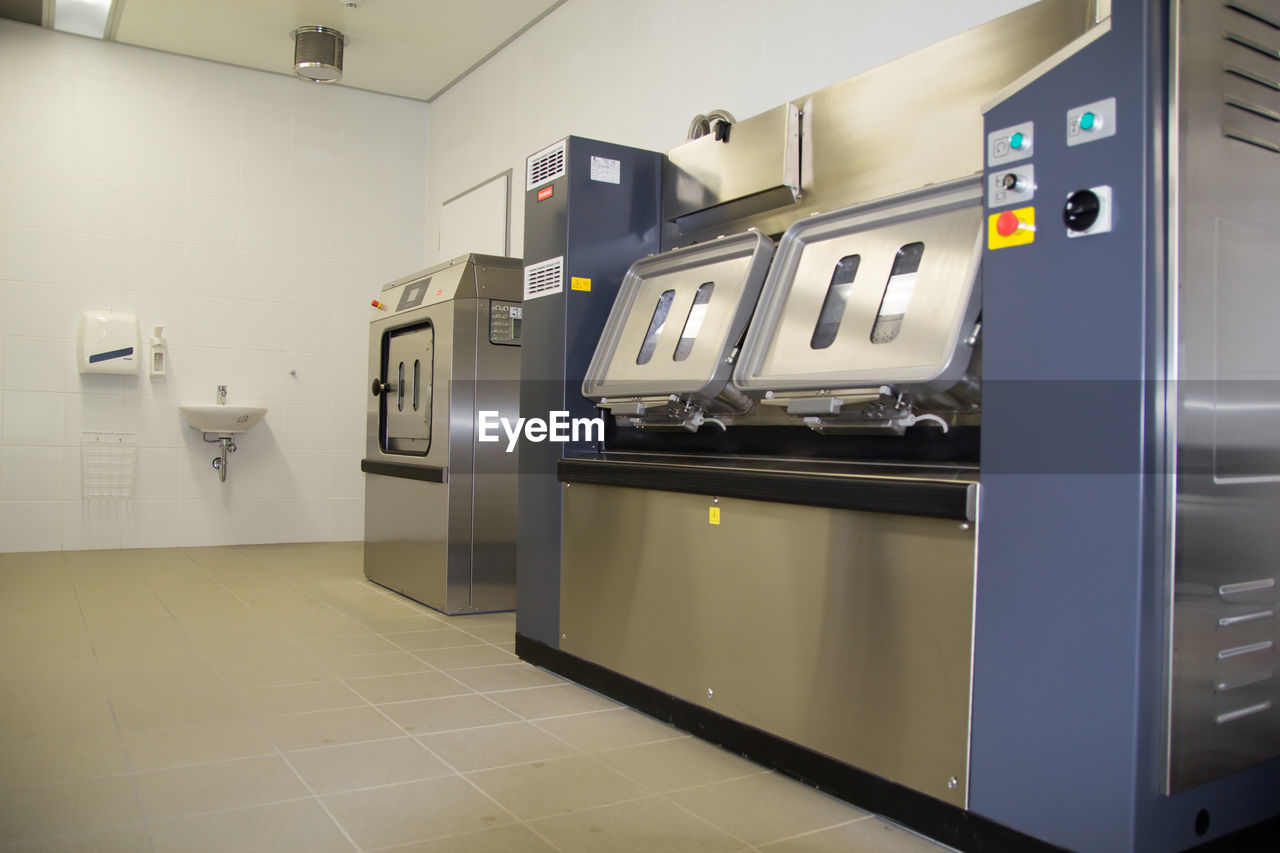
[149,326,167,377]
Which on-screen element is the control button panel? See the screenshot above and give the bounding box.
[1064,185,1112,237]
[988,206,1036,250]
[489,300,523,346]
[1066,97,1116,146]
[988,121,1034,166]
[988,164,1036,208]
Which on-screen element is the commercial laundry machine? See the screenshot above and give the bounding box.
[515,0,1280,850]
[362,253,522,614]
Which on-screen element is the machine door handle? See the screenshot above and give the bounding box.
[372,378,395,397]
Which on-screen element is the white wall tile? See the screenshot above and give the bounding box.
[70,126,134,185]
[128,239,184,293]
[133,81,191,142]
[0,116,74,177]
[236,200,292,254]
[177,295,236,349]
[278,498,330,543]
[67,180,131,237]
[182,245,238,299]
[231,348,285,401]
[327,498,364,542]
[279,400,332,451]
[333,356,369,406]
[332,308,369,356]
[287,255,336,307]
[186,143,240,198]
[1,391,64,446]
[0,500,63,551]
[235,251,287,303]
[184,195,237,249]
[282,352,333,403]
[1,446,63,500]
[120,499,180,548]
[133,136,187,192]
[230,498,281,545]
[130,189,186,243]
[166,344,234,399]
[289,205,337,259]
[62,500,124,551]
[67,233,131,290]
[4,337,69,393]
[7,172,73,231]
[176,499,235,547]
[331,451,365,499]
[233,300,285,351]
[240,147,293,206]
[285,304,334,355]
[330,403,364,454]
[74,72,134,133]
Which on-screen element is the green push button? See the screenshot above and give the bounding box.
[1080,112,1096,131]
[1010,132,1025,150]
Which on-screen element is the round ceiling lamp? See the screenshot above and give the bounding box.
[292,25,347,83]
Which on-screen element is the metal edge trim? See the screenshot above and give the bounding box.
[981,19,1113,114]
[557,458,972,520]
[964,480,981,809]
[1162,0,1183,796]
[426,0,568,103]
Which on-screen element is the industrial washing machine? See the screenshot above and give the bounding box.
[362,253,522,614]
[515,1,1280,850]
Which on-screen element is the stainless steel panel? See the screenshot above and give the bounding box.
[581,231,774,408]
[734,180,983,395]
[1168,0,1280,792]
[664,104,800,233]
[560,483,976,806]
[663,0,1094,250]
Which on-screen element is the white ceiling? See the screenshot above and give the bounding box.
[108,0,564,102]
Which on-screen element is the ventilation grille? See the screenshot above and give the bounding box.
[524,256,564,301]
[1222,1,1280,153]
[527,140,567,191]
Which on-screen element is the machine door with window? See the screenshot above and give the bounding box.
[380,322,433,455]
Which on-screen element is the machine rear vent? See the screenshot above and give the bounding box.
[524,256,564,301]
[1222,2,1280,153]
[527,140,567,191]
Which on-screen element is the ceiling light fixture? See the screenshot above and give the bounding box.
[52,0,112,39]
[292,25,347,84]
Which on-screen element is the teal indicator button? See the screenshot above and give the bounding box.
[1080,111,1096,131]
[1010,132,1025,150]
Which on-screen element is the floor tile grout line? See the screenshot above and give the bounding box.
[68,551,162,853]
[154,566,363,850]
[756,814,876,847]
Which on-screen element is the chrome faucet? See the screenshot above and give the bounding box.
[216,385,228,405]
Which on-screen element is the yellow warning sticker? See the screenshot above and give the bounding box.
[709,506,721,525]
[571,277,592,292]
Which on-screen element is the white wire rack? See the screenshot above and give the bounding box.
[81,432,138,500]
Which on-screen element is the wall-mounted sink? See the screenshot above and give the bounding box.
[179,404,268,437]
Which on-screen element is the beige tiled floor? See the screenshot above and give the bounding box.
[0,543,953,852]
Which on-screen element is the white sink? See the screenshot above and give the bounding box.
[180,405,269,437]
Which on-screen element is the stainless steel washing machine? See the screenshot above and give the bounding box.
[362,253,522,614]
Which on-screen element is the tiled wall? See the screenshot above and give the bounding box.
[0,20,430,552]
[423,0,1035,266]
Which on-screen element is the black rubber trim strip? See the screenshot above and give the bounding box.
[557,458,970,520]
[515,634,1065,853]
[360,459,447,484]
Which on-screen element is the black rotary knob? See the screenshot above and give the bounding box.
[1064,190,1101,232]
[371,378,392,397]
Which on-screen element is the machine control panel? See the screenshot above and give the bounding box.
[396,277,431,312]
[988,121,1034,166]
[987,164,1035,208]
[1066,97,1117,146]
[489,300,523,346]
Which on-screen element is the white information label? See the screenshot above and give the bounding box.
[590,156,621,184]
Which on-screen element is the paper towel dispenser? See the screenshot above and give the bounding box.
[78,311,140,375]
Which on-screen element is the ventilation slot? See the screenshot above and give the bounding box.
[523,256,564,301]
[1227,1,1280,30]
[1222,8,1280,154]
[527,141,567,191]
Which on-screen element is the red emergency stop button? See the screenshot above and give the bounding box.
[988,206,1036,250]
[996,210,1021,237]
